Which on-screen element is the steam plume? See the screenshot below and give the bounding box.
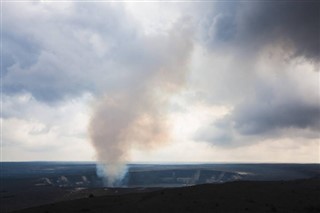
[89,19,194,186]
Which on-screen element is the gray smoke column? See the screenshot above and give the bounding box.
[89,18,194,186]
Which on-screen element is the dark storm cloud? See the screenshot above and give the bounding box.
[244,1,319,61]
[203,1,320,62]
[194,1,320,147]
[232,99,320,136]
[2,3,141,103]
[3,31,40,72]
[196,81,320,146]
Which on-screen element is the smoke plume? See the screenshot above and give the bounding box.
[89,18,194,186]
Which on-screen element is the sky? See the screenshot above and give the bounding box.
[2,0,320,163]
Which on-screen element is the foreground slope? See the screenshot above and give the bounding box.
[15,179,320,213]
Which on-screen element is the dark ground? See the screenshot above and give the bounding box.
[12,179,320,213]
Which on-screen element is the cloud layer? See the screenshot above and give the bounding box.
[2,1,319,163]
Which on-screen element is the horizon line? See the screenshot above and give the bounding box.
[1,160,319,164]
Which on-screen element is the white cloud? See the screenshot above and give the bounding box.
[2,92,95,161]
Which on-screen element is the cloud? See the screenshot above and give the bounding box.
[197,94,320,147]
[201,1,320,62]
[231,97,320,137]
[195,53,320,147]
[3,2,196,165]
[2,92,94,161]
[3,2,140,102]
[3,1,319,163]
[193,1,320,147]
